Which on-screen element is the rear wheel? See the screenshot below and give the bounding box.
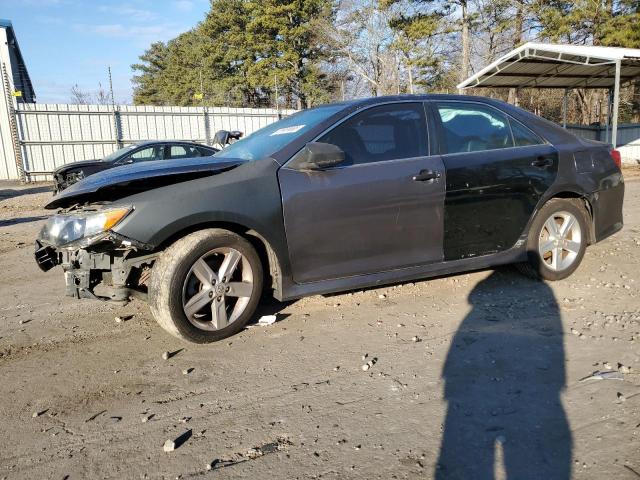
[516,199,588,281]
[149,229,263,343]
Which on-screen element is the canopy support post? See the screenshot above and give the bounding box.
[562,88,569,128]
[611,60,621,148]
[605,89,611,144]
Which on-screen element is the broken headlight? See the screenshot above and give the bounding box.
[39,206,132,248]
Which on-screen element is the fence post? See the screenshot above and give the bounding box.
[203,105,211,145]
[112,106,123,149]
[2,62,26,183]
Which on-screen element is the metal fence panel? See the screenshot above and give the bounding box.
[9,103,295,181]
[616,125,640,164]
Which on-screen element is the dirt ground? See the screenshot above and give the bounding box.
[0,171,639,479]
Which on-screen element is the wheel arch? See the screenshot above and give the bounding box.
[153,220,285,299]
[539,190,595,245]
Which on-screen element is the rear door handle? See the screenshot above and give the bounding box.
[412,169,441,182]
[531,157,553,168]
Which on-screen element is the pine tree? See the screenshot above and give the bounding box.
[246,0,336,108]
[132,42,170,105]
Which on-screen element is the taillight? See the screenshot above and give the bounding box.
[610,149,622,169]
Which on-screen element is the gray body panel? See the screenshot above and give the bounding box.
[279,155,445,283]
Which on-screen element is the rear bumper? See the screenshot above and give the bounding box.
[591,175,624,243]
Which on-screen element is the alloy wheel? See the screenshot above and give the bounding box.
[538,211,582,272]
[181,247,254,330]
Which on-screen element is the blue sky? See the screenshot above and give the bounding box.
[1,0,210,103]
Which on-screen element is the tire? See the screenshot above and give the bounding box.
[149,229,263,343]
[516,198,589,281]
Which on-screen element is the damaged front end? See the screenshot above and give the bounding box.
[35,204,156,303]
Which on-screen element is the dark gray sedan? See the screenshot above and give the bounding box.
[35,95,624,343]
[52,140,218,192]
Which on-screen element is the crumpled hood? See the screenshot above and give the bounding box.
[46,156,245,209]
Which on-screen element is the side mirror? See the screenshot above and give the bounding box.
[291,142,345,171]
[122,158,134,165]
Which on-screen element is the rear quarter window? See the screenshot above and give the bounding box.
[510,120,544,147]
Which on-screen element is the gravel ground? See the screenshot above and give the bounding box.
[0,172,639,479]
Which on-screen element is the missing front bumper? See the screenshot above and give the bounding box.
[35,244,156,303]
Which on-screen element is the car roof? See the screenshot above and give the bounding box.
[337,93,510,108]
[132,140,213,147]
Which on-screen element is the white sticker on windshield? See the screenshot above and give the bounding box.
[270,125,305,136]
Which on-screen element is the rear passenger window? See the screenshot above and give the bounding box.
[170,145,200,159]
[198,147,214,156]
[510,120,543,146]
[435,102,513,154]
[319,103,427,165]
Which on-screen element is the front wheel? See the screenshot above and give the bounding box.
[149,229,263,343]
[516,198,589,281]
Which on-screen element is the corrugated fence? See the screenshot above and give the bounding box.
[1,102,639,182]
[2,103,295,181]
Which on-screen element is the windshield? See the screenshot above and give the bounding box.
[102,145,137,162]
[214,104,346,160]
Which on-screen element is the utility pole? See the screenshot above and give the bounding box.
[108,66,115,107]
[108,66,122,148]
[274,74,280,117]
[199,68,204,105]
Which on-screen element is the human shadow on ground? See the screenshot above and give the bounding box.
[436,270,572,480]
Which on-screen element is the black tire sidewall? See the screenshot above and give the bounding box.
[157,231,263,343]
[526,200,588,281]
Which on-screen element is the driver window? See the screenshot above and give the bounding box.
[318,103,427,165]
[435,102,514,154]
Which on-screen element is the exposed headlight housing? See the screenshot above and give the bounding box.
[39,206,132,248]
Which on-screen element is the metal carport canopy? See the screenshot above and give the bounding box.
[457,42,640,148]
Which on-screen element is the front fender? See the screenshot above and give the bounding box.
[111,158,292,278]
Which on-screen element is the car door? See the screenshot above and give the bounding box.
[279,102,446,284]
[430,100,558,261]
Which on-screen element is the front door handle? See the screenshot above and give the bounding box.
[412,169,441,182]
[531,156,553,168]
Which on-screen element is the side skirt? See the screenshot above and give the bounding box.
[278,244,529,301]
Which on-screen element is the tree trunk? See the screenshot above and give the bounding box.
[408,65,414,94]
[632,80,640,122]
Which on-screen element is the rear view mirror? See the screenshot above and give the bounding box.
[291,142,345,171]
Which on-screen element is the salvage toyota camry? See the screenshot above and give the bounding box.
[35,95,624,343]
